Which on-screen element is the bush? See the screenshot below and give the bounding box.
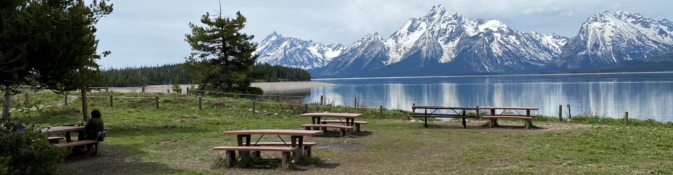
[0,120,69,175]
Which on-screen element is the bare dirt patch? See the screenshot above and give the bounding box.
[314,141,366,152]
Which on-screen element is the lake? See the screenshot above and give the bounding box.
[302,72,673,122]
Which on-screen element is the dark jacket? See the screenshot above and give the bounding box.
[84,118,104,140]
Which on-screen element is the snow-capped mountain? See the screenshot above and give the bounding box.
[313,5,568,77]
[254,32,345,69]
[257,6,673,77]
[313,33,389,76]
[555,11,673,69]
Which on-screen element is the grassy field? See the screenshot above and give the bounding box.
[7,91,673,174]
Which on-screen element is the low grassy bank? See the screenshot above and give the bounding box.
[6,91,673,174]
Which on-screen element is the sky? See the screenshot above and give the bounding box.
[95,0,673,68]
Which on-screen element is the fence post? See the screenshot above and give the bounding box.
[106,87,109,92]
[305,104,308,113]
[380,106,383,118]
[110,96,113,107]
[155,96,159,109]
[558,105,562,121]
[252,100,255,114]
[199,97,202,110]
[142,86,145,93]
[64,93,68,106]
[320,95,323,106]
[624,111,629,126]
[24,93,29,106]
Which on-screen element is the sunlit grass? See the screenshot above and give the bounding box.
[6,91,673,174]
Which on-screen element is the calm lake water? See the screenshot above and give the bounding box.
[301,72,673,122]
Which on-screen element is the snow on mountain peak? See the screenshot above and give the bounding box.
[254,32,345,69]
[557,10,673,69]
[478,20,508,33]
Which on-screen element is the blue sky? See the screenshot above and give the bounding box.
[95,0,673,68]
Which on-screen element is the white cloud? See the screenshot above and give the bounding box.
[95,0,673,68]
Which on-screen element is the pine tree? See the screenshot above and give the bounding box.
[184,10,262,94]
[172,75,182,93]
[0,0,113,120]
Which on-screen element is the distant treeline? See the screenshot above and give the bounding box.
[98,63,311,87]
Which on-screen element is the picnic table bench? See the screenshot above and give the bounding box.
[213,146,295,168]
[43,126,101,155]
[252,142,317,157]
[320,120,368,132]
[215,129,322,168]
[301,124,353,137]
[477,106,539,129]
[411,104,480,128]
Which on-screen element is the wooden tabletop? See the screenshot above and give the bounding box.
[477,106,539,110]
[41,126,84,134]
[223,129,323,136]
[299,113,362,118]
[412,106,479,110]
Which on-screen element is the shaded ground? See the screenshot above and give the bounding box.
[58,144,178,175]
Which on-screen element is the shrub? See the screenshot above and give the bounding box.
[0,119,69,175]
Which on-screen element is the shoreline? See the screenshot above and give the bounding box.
[105,81,334,94]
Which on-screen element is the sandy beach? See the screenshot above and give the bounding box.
[105,81,333,94]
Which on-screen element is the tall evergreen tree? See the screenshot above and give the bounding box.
[0,0,29,120]
[184,10,262,94]
[0,0,113,120]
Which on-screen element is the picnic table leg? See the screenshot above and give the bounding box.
[226,150,236,167]
[281,152,290,168]
[462,110,467,129]
[424,116,428,128]
[65,132,72,142]
[424,109,428,128]
[237,135,251,160]
[490,109,499,127]
[291,136,304,163]
[313,117,321,130]
[346,118,355,133]
[526,110,532,129]
[356,124,361,133]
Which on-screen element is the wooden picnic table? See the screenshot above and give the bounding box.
[299,112,362,129]
[477,106,539,129]
[412,105,480,128]
[223,129,323,162]
[41,126,83,142]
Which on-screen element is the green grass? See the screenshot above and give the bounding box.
[6,91,673,174]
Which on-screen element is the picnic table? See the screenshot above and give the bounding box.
[477,106,539,129]
[42,126,83,142]
[299,113,364,136]
[42,126,101,155]
[299,112,362,126]
[222,129,323,163]
[411,105,480,128]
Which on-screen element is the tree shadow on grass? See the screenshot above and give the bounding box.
[57,144,178,175]
[292,162,341,171]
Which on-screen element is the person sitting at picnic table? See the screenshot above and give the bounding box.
[84,109,105,140]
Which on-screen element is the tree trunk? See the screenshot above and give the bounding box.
[2,86,10,120]
[81,86,89,122]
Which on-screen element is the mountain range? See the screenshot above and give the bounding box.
[253,5,673,77]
